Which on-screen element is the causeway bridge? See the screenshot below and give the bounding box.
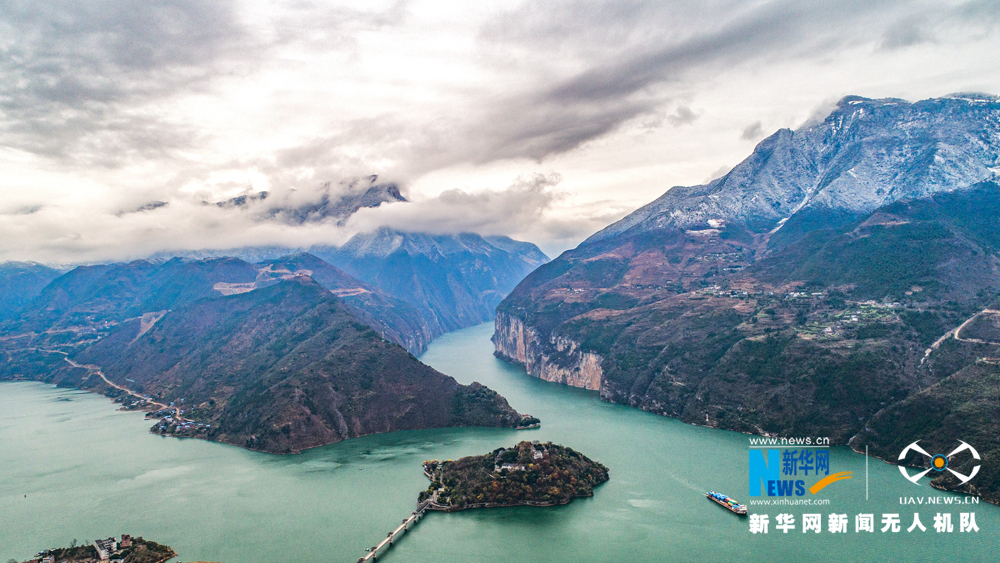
[357,499,436,562]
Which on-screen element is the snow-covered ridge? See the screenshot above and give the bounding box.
[588,94,1000,243]
[337,228,548,264]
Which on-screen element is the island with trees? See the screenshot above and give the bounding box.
[420,441,609,511]
[13,535,174,563]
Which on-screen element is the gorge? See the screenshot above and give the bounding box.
[494,94,1000,503]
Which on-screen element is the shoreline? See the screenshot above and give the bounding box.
[0,378,530,457]
[425,493,593,513]
[4,370,994,507]
[494,344,996,507]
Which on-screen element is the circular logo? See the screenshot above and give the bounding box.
[897,440,980,485]
[931,454,948,472]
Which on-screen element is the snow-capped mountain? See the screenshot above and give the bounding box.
[494,93,1000,504]
[590,94,1000,243]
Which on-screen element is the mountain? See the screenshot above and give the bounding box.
[147,176,407,263]
[0,253,436,358]
[0,262,64,321]
[851,359,1000,503]
[1,257,260,337]
[0,257,264,382]
[590,93,1000,244]
[272,176,406,224]
[142,173,549,340]
[148,245,297,264]
[0,260,528,453]
[0,251,459,358]
[313,229,549,335]
[148,231,549,342]
[69,278,524,453]
[494,94,1000,502]
[258,253,433,355]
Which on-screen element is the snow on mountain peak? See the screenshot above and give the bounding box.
[588,94,1000,244]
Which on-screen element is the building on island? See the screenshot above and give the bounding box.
[94,538,117,561]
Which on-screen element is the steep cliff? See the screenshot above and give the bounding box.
[494,95,1000,501]
[493,311,602,391]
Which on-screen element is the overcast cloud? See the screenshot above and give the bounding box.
[1,0,998,262]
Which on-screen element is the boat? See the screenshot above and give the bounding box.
[706,491,747,515]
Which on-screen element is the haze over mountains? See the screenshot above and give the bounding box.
[494,94,1000,502]
[146,177,551,349]
[313,229,549,336]
[152,230,548,353]
[0,181,547,452]
[3,174,549,353]
[0,263,64,322]
[213,175,408,225]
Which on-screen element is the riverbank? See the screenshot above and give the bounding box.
[23,536,174,563]
[2,323,998,563]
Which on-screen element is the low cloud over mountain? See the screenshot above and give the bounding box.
[2,1,999,262]
[0,173,582,263]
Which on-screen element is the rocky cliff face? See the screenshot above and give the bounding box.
[494,94,1000,502]
[493,311,602,391]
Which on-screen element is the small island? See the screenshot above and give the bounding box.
[419,441,609,511]
[17,535,175,563]
[515,414,541,429]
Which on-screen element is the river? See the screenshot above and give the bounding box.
[1,322,997,561]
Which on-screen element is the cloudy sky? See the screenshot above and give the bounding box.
[2,0,999,262]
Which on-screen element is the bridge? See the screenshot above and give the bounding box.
[356,499,436,562]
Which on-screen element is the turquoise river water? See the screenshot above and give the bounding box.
[2,322,998,561]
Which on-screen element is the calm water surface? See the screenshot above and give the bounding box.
[2,323,998,561]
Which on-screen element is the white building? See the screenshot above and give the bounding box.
[94,538,117,561]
